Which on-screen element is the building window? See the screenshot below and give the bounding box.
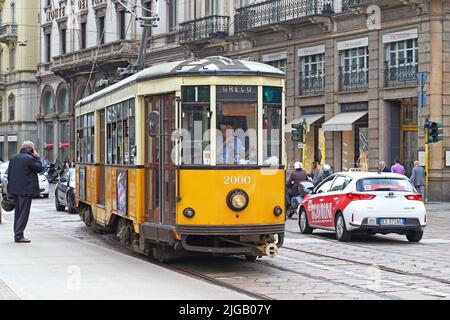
[60,28,67,54]
[98,16,105,44]
[10,2,15,24]
[118,10,126,40]
[0,97,2,122]
[266,58,287,74]
[43,89,55,115]
[80,22,87,49]
[168,0,177,32]
[45,33,51,62]
[76,112,95,163]
[339,47,368,90]
[143,0,152,17]
[8,94,14,121]
[8,140,17,159]
[206,0,218,15]
[45,123,54,161]
[9,47,15,71]
[106,99,136,165]
[385,39,418,84]
[300,53,325,95]
[58,86,70,114]
[59,121,70,161]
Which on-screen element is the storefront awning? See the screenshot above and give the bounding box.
[322,111,368,132]
[285,114,325,133]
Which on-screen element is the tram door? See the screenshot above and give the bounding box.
[145,94,176,225]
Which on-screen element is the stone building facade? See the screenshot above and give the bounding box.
[37,0,450,201]
[0,0,39,161]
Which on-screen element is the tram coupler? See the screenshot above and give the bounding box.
[258,243,278,258]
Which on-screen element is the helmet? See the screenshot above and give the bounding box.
[322,164,331,171]
[1,195,15,212]
[294,162,303,170]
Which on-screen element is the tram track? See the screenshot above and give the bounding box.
[283,229,450,286]
[100,234,272,300]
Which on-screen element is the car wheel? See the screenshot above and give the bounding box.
[55,192,65,211]
[299,208,313,234]
[406,230,423,243]
[335,213,352,242]
[67,194,77,214]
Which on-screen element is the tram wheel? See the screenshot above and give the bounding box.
[116,218,132,246]
[152,244,168,263]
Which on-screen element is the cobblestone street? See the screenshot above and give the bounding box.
[1,186,449,300]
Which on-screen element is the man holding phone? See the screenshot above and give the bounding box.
[7,141,44,243]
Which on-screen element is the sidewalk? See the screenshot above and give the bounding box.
[0,212,249,300]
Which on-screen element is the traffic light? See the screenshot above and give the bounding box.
[428,121,443,143]
[291,122,305,143]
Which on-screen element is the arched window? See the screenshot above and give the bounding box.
[76,83,91,102]
[8,94,15,121]
[57,85,69,114]
[43,89,55,115]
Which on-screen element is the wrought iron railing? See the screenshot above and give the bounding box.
[234,0,334,33]
[179,15,229,44]
[384,60,418,86]
[299,72,325,95]
[339,67,368,90]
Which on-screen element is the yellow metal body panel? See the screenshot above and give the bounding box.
[177,169,285,225]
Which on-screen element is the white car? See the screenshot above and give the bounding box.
[1,166,49,198]
[298,172,426,242]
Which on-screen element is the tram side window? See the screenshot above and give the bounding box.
[216,85,257,165]
[181,86,211,165]
[263,86,282,165]
[106,99,136,165]
[76,112,95,163]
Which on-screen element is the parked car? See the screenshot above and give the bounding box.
[55,168,77,213]
[1,166,49,198]
[298,172,426,242]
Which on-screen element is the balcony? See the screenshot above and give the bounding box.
[299,73,325,95]
[338,67,368,91]
[52,40,139,78]
[0,24,18,44]
[0,73,5,89]
[384,60,418,86]
[234,0,334,33]
[179,15,229,45]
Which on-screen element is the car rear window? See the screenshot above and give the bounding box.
[356,178,415,192]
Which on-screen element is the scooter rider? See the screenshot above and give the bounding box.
[286,162,309,211]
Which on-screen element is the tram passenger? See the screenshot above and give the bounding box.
[216,122,246,165]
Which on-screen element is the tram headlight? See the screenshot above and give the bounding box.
[273,206,283,216]
[183,207,195,218]
[226,189,249,212]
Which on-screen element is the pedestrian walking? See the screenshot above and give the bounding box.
[410,160,425,200]
[310,161,321,186]
[391,159,405,175]
[7,141,44,243]
[377,161,390,173]
[319,163,332,182]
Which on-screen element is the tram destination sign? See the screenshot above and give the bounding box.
[217,85,257,101]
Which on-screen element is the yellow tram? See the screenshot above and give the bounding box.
[74,56,286,261]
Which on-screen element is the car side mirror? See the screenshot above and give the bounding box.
[148,111,160,137]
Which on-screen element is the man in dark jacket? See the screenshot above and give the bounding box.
[377,161,390,173]
[7,141,44,243]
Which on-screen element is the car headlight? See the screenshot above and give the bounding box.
[226,189,249,212]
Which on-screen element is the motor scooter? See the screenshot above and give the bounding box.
[287,181,314,218]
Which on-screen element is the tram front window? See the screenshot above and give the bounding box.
[216,85,257,165]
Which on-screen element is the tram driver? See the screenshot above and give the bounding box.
[216,122,246,165]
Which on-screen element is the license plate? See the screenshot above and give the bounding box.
[379,218,405,225]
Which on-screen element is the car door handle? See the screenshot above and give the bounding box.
[319,198,325,202]
[333,197,339,201]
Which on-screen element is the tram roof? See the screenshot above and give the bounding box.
[75,56,285,108]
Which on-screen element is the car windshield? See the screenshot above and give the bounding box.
[356,178,415,192]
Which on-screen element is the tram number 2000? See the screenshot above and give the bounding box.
[224,176,251,185]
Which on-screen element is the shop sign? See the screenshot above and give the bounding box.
[44,142,54,149]
[59,141,70,148]
[45,6,66,22]
[301,105,325,115]
[298,45,325,57]
[217,85,257,101]
[337,37,368,51]
[262,51,287,62]
[341,102,368,113]
[382,28,418,44]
